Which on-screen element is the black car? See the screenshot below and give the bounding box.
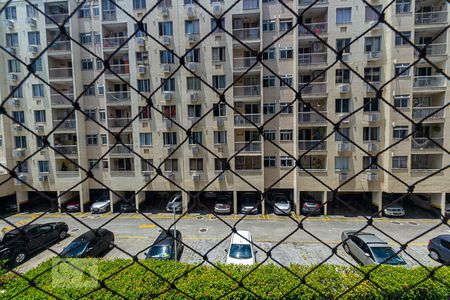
[119,201,136,212]
[4,202,18,212]
[145,229,183,260]
[0,222,68,266]
[61,229,114,258]
[428,234,450,263]
[301,196,321,216]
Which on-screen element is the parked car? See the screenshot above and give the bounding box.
[445,203,450,216]
[3,202,18,212]
[428,234,450,263]
[341,231,406,266]
[226,231,255,265]
[119,201,135,212]
[214,194,231,214]
[90,196,111,214]
[145,229,183,260]
[61,229,114,258]
[301,196,321,216]
[268,193,291,215]
[0,222,68,266]
[240,193,260,214]
[65,200,80,212]
[165,193,182,213]
[383,203,405,217]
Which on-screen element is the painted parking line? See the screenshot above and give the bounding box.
[138,224,157,229]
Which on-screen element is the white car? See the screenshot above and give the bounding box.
[90,196,111,214]
[225,231,256,265]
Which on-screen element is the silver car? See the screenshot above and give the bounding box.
[269,193,291,215]
[165,193,182,213]
[240,193,260,214]
[445,203,450,216]
[90,196,111,214]
[383,203,405,217]
[341,231,406,266]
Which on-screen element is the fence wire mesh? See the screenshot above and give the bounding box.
[0,0,449,298]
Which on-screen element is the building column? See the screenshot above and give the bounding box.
[320,191,327,216]
[79,187,89,213]
[372,192,383,217]
[294,191,300,216]
[109,191,121,213]
[233,190,238,215]
[16,191,28,213]
[261,193,265,215]
[57,191,71,213]
[440,192,446,218]
[182,191,189,214]
[135,191,146,211]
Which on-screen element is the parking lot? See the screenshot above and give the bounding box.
[1,211,448,273]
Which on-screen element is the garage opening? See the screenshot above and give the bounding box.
[265,189,293,215]
[60,191,81,213]
[140,191,179,213]
[328,192,376,217]
[237,191,261,215]
[300,191,324,216]
[382,193,441,219]
[114,191,136,213]
[189,191,233,214]
[23,191,58,213]
[88,189,110,212]
[0,194,17,217]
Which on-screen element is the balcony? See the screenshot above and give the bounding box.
[103,10,117,21]
[235,141,261,153]
[413,75,446,89]
[298,111,327,124]
[234,114,261,126]
[51,93,74,106]
[53,119,76,131]
[108,118,132,130]
[298,140,327,151]
[105,64,130,78]
[45,14,68,26]
[415,43,447,57]
[232,28,260,41]
[106,91,131,105]
[298,53,327,66]
[110,144,134,156]
[54,145,78,156]
[411,137,444,150]
[298,82,327,96]
[103,37,129,51]
[415,11,447,25]
[412,107,445,120]
[233,85,261,98]
[243,0,259,10]
[47,41,71,53]
[298,0,328,6]
[56,171,79,178]
[298,23,327,37]
[110,170,135,177]
[233,57,260,72]
[49,68,73,81]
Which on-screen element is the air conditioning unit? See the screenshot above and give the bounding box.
[341,53,350,62]
[28,45,39,54]
[187,62,197,71]
[143,172,151,181]
[14,174,26,185]
[13,148,25,158]
[212,3,222,15]
[186,6,196,18]
[187,33,196,43]
[163,91,173,101]
[38,174,49,182]
[217,146,224,152]
[192,146,199,155]
[218,174,225,181]
[367,114,379,122]
[6,47,16,55]
[165,119,172,128]
[12,98,21,106]
[162,35,171,45]
[160,7,169,17]
[190,92,198,102]
[339,84,350,93]
[7,73,17,81]
[34,124,44,131]
[137,65,146,74]
[367,143,378,152]
[7,19,15,29]
[367,172,378,182]
[13,124,22,131]
[216,117,224,127]
[167,146,174,154]
[192,174,200,182]
[166,172,174,180]
[339,172,349,181]
[162,64,171,73]
[337,142,351,152]
[26,17,37,27]
[135,37,145,46]
[367,51,380,61]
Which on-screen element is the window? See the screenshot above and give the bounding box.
[365,5,382,22]
[263,130,276,141]
[6,33,19,47]
[12,111,25,123]
[214,158,227,171]
[5,6,17,19]
[393,126,408,139]
[102,159,109,169]
[160,50,174,64]
[96,58,103,70]
[187,77,201,91]
[365,37,381,52]
[336,69,350,83]
[99,109,106,121]
[213,103,226,117]
[335,157,350,171]
[30,58,42,72]
[14,136,27,149]
[161,78,175,91]
[280,75,293,87]
[139,133,152,146]
[139,106,151,119]
[189,131,202,145]
[81,59,93,70]
[263,75,276,87]
[94,32,101,44]
[392,156,407,169]
[80,33,92,45]
[279,47,293,60]
[363,127,379,141]
[212,75,226,89]
[28,32,40,45]
[235,156,261,170]
[185,48,200,63]
[85,109,96,120]
[280,129,293,141]
[158,21,173,36]
[211,17,225,33]
[189,158,203,171]
[188,105,201,118]
[364,67,381,82]
[83,85,95,96]
[394,95,409,108]
[336,8,352,24]
[336,38,351,53]
[88,159,100,169]
[185,20,199,34]
[86,134,98,145]
[363,156,378,170]
[335,98,350,113]
[133,0,146,10]
[262,20,275,32]
[263,103,275,115]
[163,132,177,145]
[395,31,410,46]
[8,60,20,73]
[78,5,91,18]
[211,47,226,62]
[395,63,410,77]
[137,79,151,92]
[32,84,44,97]
[92,5,99,17]
[162,105,176,119]
[213,131,227,144]
[280,156,294,167]
[395,0,411,13]
[10,85,23,98]
[38,161,49,173]
[17,161,28,173]
[136,51,149,65]
[141,159,154,172]
[363,98,379,112]
[280,103,293,114]
[335,128,350,141]
[279,18,293,31]
[164,159,178,172]
[264,156,276,167]
[101,134,107,145]
[34,110,46,123]
[36,135,45,148]
[262,48,275,60]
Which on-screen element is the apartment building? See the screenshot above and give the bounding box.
[0,0,448,215]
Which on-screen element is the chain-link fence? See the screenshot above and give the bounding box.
[0,0,449,298]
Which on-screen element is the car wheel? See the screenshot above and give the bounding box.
[12,250,27,265]
[429,249,441,261]
[58,230,68,240]
[109,239,115,249]
[343,243,350,254]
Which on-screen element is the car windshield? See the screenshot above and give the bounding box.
[371,247,406,265]
[61,241,89,257]
[217,198,229,205]
[274,196,288,204]
[148,245,171,258]
[229,244,252,259]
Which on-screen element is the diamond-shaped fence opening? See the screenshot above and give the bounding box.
[0,0,449,298]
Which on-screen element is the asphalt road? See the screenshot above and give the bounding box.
[1,212,449,273]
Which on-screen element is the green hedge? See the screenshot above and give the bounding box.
[1,259,449,299]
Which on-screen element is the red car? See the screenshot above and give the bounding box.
[65,200,80,212]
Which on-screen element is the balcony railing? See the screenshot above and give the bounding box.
[53,119,76,130]
[298,53,327,65]
[413,75,446,88]
[54,145,78,155]
[110,170,135,176]
[411,137,444,150]
[51,93,74,106]
[105,64,130,76]
[298,140,327,151]
[102,10,117,21]
[56,171,79,177]
[103,36,129,49]
[415,11,447,25]
[415,43,447,57]
[365,82,382,92]
[233,57,260,70]
[110,144,134,155]
[234,114,261,126]
[47,41,71,52]
[298,82,327,95]
[108,118,132,129]
[45,14,68,25]
[412,107,445,120]
[233,85,261,97]
[232,28,260,41]
[298,111,327,123]
[298,0,328,6]
[49,68,73,80]
[106,91,131,104]
[298,22,327,36]
[235,141,261,152]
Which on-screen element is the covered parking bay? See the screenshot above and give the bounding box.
[327,192,377,217]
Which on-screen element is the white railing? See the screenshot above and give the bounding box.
[415,11,447,25]
[45,14,68,24]
[233,57,260,70]
[412,107,445,119]
[415,43,447,56]
[232,28,260,40]
[298,53,327,65]
[110,144,134,155]
[105,64,130,75]
[103,36,129,48]
[298,111,327,123]
[233,85,261,97]
[56,171,79,177]
[53,119,76,130]
[48,41,71,51]
[110,170,135,176]
[54,145,78,155]
[298,22,327,36]
[49,67,72,79]
[299,0,328,6]
[108,118,132,128]
[411,137,444,150]
[106,91,131,104]
[298,82,327,95]
[298,140,327,151]
[51,93,74,106]
[413,75,446,88]
[235,141,261,152]
[234,114,261,126]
